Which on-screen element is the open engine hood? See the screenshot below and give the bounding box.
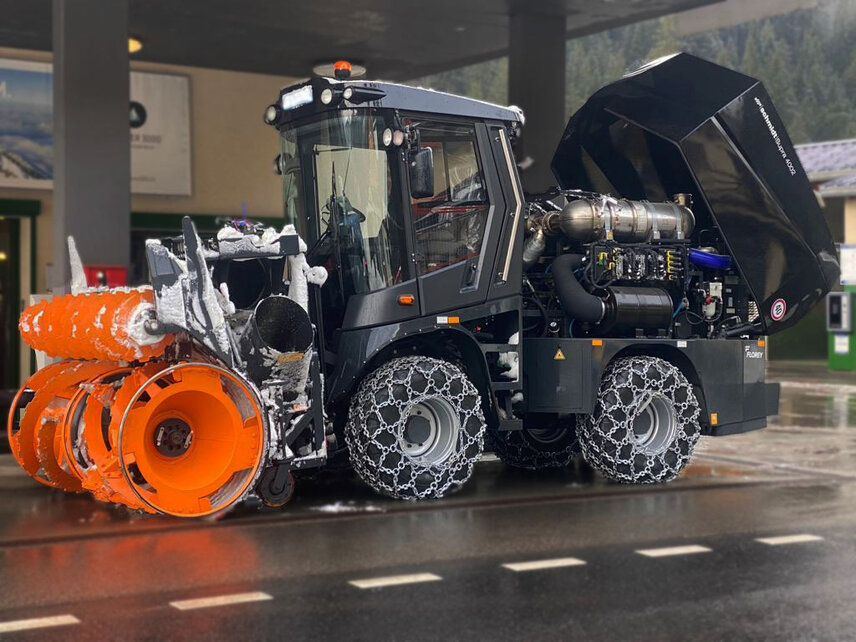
[551,53,839,334]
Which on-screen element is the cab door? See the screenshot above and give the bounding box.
[406,118,507,315]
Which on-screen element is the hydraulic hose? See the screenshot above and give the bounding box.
[552,254,605,323]
[688,248,732,270]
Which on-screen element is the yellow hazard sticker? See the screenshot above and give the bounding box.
[554,348,566,361]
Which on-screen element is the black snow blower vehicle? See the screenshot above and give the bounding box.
[10,53,839,516]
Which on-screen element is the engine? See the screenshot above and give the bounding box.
[522,191,759,341]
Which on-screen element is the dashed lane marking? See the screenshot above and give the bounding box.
[756,534,824,546]
[502,557,587,572]
[170,591,273,610]
[0,614,80,633]
[636,545,712,558]
[349,573,442,589]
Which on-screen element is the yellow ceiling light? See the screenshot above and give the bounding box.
[128,37,143,54]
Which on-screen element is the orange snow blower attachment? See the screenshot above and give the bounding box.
[10,218,321,517]
[10,360,266,517]
[19,288,174,362]
[110,363,266,517]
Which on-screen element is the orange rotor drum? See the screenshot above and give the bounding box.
[63,362,167,513]
[113,363,266,517]
[61,364,155,510]
[9,360,122,490]
[10,359,267,516]
[19,288,174,363]
[8,360,76,488]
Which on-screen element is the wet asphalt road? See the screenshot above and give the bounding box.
[1,362,856,641]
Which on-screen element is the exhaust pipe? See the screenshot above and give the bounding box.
[240,295,314,391]
[556,196,694,242]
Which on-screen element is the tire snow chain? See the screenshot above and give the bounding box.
[346,356,485,499]
[579,356,701,483]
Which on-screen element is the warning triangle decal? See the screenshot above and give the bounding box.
[554,348,565,361]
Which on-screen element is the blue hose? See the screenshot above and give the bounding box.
[689,249,731,270]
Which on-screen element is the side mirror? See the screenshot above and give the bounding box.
[409,147,434,199]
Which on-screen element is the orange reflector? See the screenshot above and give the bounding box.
[757,339,766,347]
[398,294,415,306]
[591,339,603,346]
[710,413,718,425]
[448,316,460,324]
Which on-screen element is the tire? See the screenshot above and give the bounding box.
[579,356,701,484]
[346,356,486,499]
[491,420,579,470]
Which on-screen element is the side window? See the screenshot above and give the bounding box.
[410,122,488,275]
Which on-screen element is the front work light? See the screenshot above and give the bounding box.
[263,104,282,125]
[320,88,334,104]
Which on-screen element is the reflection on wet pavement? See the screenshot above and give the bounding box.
[698,361,856,479]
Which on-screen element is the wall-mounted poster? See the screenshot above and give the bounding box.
[0,58,191,196]
[130,71,191,196]
[0,59,53,189]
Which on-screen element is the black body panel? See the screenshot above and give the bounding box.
[341,279,421,330]
[523,336,778,435]
[326,297,522,422]
[551,53,839,335]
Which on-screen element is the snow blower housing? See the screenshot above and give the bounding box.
[9,53,839,516]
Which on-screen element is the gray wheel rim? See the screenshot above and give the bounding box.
[401,398,460,465]
[631,393,677,455]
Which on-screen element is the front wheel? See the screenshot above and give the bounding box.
[578,356,701,484]
[346,357,486,500]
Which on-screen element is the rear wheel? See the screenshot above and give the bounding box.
[491,419,579,469]
[346,356,485,500]
[579,356,701,483]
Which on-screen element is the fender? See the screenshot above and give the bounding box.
[326,304,514,428]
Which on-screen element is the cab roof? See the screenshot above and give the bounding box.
[272,76,523,127]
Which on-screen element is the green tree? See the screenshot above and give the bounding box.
[647,15,681,60]
[410,0,856,145]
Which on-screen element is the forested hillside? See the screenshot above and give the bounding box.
[413,0,856,143]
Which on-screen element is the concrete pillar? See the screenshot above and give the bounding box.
[508,10,567,194]
[52,0,130,291]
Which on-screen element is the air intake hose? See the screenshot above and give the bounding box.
[552,254,605,323]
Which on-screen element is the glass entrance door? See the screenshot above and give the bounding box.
[0,218,21,389]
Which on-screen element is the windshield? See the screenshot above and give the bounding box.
[280,110,407,297]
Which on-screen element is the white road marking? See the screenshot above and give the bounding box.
[756,534,824,546]
[0,614,80,633]
[170,591,273,610]
[636,545,712,558]
[349,573,442,589]
[502,557,587,572]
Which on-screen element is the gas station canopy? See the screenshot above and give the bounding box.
[0,0,717,79]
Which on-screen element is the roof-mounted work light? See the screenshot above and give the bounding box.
[280,85,314,111]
